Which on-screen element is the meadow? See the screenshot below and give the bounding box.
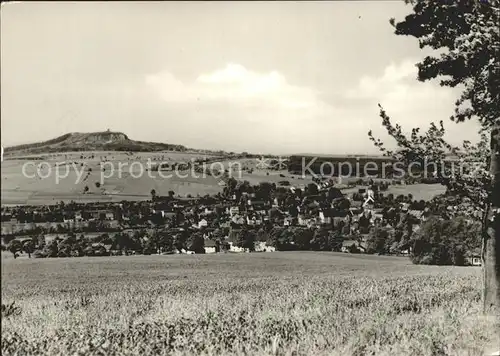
[1,252,498,355]
[1,152,315,206]
[1,150,445,206]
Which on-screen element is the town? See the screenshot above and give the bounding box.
[0,170,481,266]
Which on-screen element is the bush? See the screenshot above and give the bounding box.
[1,302,21,319]
[83,246,95,257]
[58,250,69,258]
[32,250,47,258]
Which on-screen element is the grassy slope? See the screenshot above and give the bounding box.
[4,132,187,155]
[1,252,497,355]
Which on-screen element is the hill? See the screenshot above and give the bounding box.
[4,131,187,155]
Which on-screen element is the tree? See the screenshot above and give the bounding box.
[187,232,205,254]
[391,0,499,127]
[256,182,275,201]
[310,228,331,251]
[43,240,59,258]
[327,187,343,201]
[294,228,314,250]
[306,183,319,196]
[235,227,256,251]
[7,239,22,259]
[22,239,35,258]
[267,227,295,251]
[173,231,188,252]
[142,240,156,255]
[380,0,500,321]
[365,227,391,255]
[410,216,481,266]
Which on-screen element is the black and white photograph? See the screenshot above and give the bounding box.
[1,1,499,355]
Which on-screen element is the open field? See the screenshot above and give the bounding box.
[1,252,497,355]
[1,151,223,205]
[1,153,315,205]
[385,183,447,201]
[1,151,446,206]
[339,183,447,203]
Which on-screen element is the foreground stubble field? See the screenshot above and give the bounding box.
[1,252,498,356]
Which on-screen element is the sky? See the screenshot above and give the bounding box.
[1,1,481,155]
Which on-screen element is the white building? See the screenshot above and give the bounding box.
[230,206,240,216]
[254,241,276,252]
[319,211,332,225]
[229,242,245,253]
[198,219,208,228]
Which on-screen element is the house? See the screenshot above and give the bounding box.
[319,211,332,225]
[254,241,275,252]
[163,212,176,219]
[218,180,227,187]
[249,200,268,211]
[466,249,482,266]
[228,241,245,253]
[204,239,217,254]
[298,215,316,227]
[399,248,411,256]
[349,208,363,219]
[362,196,375,208]
[317,179,334,191]
[371,213,384,224]
[198,219,208,229]
[265,245,276,252]
[230,206,240,217]
[469,255,482,266]
[350,201,363,209]
[105,212,114,220]
[246,214,262,226]
[231,214,245,225]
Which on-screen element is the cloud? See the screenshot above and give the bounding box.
[145,63,325,111]
[346,59,481,147]
[137,60,481,155]
[346,59,452,108]
[348,60,417,99]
